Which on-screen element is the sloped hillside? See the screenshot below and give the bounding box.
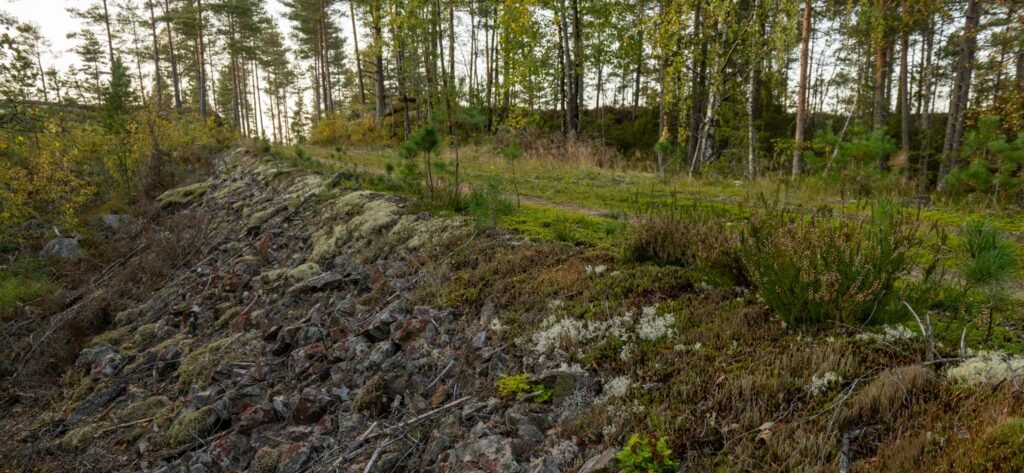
[3,148,1024,473]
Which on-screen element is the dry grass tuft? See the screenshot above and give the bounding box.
[839,365,936,430]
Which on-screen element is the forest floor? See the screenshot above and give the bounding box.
[6,146,1024,472]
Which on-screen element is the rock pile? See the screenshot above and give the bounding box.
[9,149,617,473]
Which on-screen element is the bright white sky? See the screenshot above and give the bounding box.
[2,0,292,69]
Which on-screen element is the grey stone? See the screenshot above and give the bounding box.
[578,448,617,473]
[41,237,81,260]
[526,456,561,473]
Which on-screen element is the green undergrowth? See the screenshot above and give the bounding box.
[407,214,1024,471]
[0,259,52,310]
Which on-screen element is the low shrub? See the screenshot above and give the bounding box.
[616,434,680,473]
[741,201,919,326]
[622,200,744,283]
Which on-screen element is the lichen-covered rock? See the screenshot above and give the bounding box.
[286,262,321,282]
[157,181,211,208]
[250,447,281,473]
[578,448,617,473]
[443,435,520,473]
[41,237,81,260]
[277,441,312,473]
[76,343,124,379]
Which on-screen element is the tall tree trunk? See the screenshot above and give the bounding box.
[571,0,582,124]
[320,1,334,114]
[148,0,163,110]
[897,0,911,168]
[102,0,115,65]
[559,0,578,140]
[196,0,208,116]
[485,13,494,131]
[918,16,936,192]
[872,45,886,132]
[792,0,812,178]
[449,4,455,93]
[371,0,386,123]
[631,0,645,119]
[163,0,182,108]
[938,0,981,186]
[687,0,705,165]
[350,1,367,105]
[746,0,761,179]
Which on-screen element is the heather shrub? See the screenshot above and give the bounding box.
[741,201,919,326]
[622,200,744,283]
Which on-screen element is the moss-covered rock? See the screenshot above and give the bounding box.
[177,333,253,389]
[165,406,218,447]
[119,395,171,423]
[157,181,211,209]
[308,191,401,263]
[60,425,98,450]
[287,262,321,282]
[250,447,282,473]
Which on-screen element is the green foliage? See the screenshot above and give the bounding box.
[961,219,1018,289]
[741,201,919,326]
[942,116,1024,207]
[467,175,515,230]
[495,374,551,402]
[0,259,51,310]
[616,434,680,473]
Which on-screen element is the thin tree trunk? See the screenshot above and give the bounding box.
[350,1,366,105]
[898,0,911,168]
[559,0,578,140]
[631,0,644,119]
[688,0,705,166]
[102,0,115,66]
[938,0,981,186]
[872,45,886,132]
[746,0,760,179]
[371,0,386,123]
[163,0,182,108]
[196,0,208,116]
[792,0,812,178]
[919,16,936,192]
[148,0,163,109]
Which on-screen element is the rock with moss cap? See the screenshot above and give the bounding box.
[166,406,219,447]
[157,181,212,209]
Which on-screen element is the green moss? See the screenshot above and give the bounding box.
[133,323,160,346]
[166,406,217,447]
[967,418,1024,472]
[177,333,252,390]
[89,326,132,348]
[60,425,98,450]
[499,204,622,247]
[119,395,171,423]
[495,373,551,402]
